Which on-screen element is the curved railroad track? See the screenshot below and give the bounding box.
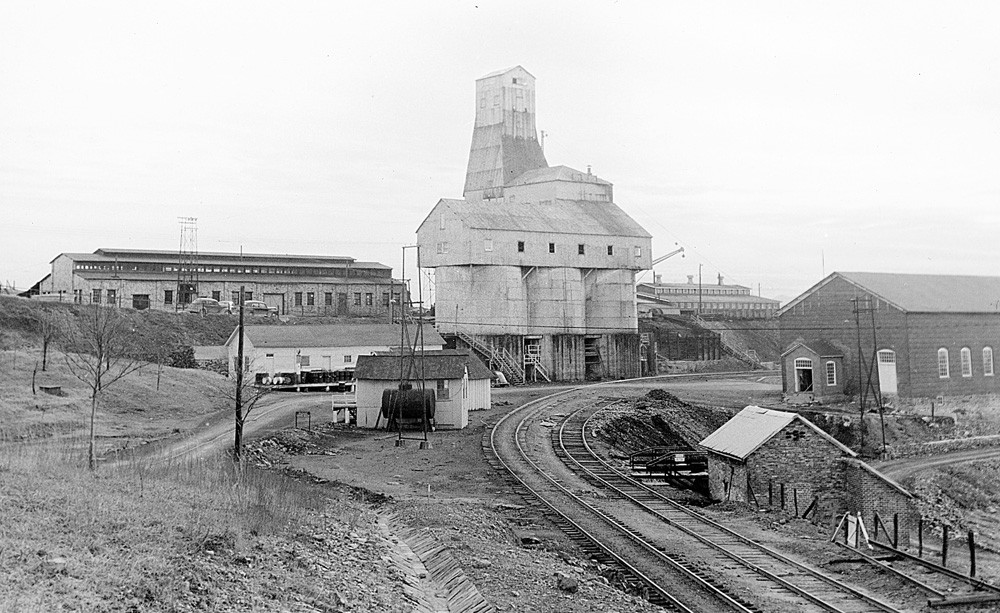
[487,375,908,612]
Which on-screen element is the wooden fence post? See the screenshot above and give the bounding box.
[969,531,976,578]
[942,525,949,567]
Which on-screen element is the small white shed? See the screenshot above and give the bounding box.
[354,350,493,430]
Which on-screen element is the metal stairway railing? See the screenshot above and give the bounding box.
[456,331,525,385]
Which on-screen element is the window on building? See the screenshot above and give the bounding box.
[365,293,373,306]
[106,289,116,306]
[484,238,493,252]
[212,290,221,301]
[961,347,973,377]
[354,293,362,306]
[825,361,837,386]
[607,245,614,256]
[985,347,994,377]
[517,241,525,253]
[382,292,390,306]
[634,246,642,258]
[307,292,315,306]
[92,289,102,304]
[440,214,446,230]
[232,291,240,304]
[299,355,310,367]
[436,379,450,399]
[132,294,150,310]
[548,242,555,253]
[578,244,585,255]
[244,292,252,301]
[74,289,83,304]
[938,348,950,378]
[325,292,333,306]
[294,292,303,307]
[344,355,352,363]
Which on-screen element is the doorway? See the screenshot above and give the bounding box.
[794,358,813,392]
[877,350,898,396]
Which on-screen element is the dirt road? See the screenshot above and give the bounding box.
[875,446,1000,481]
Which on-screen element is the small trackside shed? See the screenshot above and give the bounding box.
[354,350,493,430]
[700,406,917,534]
[699,406,856,523]
[780,340,846,404]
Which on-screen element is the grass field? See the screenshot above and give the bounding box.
[0,435,387,612]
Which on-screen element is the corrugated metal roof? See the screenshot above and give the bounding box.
[355,350,493,381]
[74,271,394,284]
[508,165,611,186]
[432,198,650,238]
[238,323,445,349]
[779,272,1000,315]
[699,406,857,460]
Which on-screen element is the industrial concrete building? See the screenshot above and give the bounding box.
[417,66,652,382]
[29,248,401,317]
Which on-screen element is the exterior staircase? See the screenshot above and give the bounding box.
[691,315,762,368]
[456,331,526,385]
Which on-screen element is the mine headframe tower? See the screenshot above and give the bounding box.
[176,216,199,310]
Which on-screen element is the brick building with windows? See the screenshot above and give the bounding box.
[778,272,1000,401]
[27,248,403,317]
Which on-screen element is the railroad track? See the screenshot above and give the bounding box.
[557,402,904,612]
[485,375,908,612]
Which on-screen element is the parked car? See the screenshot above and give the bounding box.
[187,297,227,315]
[217,300,235,314]
[244,300,278,317]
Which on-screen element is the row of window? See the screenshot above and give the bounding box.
[436,240,643,258]
[675,302,776,311]
[74,263,387,279]
[937,347,994,378]
[655,287,753,296]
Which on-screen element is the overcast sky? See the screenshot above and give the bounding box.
[3,1,998,303]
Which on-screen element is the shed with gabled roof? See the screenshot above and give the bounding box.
[779,339,846,404]
[354,350,492,430]
[699,406,856,522]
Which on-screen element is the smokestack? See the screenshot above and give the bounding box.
[586,165,592,176]
[718,274,724,286]
[687,275,694,284]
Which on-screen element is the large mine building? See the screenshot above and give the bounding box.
[417,66,652,382]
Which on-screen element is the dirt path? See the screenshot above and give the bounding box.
[114,393,333,464]
[875,446,1000,481]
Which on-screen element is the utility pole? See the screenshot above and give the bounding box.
[698,264,703,315]
[234,285,245,463]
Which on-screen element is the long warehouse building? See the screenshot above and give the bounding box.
[28,248,402,317]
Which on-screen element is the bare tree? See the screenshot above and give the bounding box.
[216,353,270,462]
[60,306,144,470]
[35,310,60,371]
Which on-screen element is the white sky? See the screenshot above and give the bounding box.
[2,1,999,303]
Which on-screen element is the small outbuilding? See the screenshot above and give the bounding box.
[699,406,856,521]
[700,406,916,535]
[780,340,845,404]
[354,350,493,430]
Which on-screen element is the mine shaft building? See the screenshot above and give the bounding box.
[417,66,652,382]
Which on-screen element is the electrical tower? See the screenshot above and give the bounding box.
[176,217,199,309]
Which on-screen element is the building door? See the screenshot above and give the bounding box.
[794,358,813,392]
[263,293,285,315]
[265,354,274,376]
[337,292,348,315]
[877,350,898,396]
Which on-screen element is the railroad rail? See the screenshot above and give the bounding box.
[559,402,903,612]
[486,373,908,612]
